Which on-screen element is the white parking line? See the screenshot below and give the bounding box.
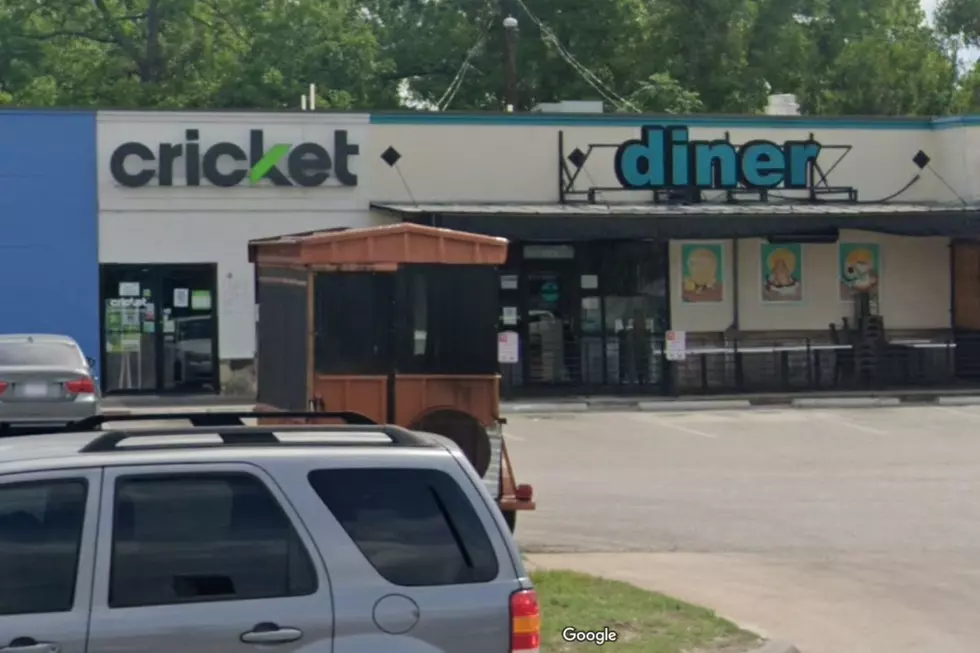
[813,411,887,435]
[644,415,716,438]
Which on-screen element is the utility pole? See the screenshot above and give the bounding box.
[502,11,519,111]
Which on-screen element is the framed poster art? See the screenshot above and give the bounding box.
[761,243,803,303]
[839,243,880,301]
[680,243,724,303]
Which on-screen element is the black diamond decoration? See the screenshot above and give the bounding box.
[381,146,401,167]
[567,147,586,168]
[912,150,930,169]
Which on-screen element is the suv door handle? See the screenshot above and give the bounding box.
[0,638,60,653]
[240,623,303,644]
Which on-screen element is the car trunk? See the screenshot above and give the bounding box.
[0,366,90,401]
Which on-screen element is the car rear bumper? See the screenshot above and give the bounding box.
[0,397,99,426]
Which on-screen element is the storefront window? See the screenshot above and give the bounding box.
[601,242,669,386]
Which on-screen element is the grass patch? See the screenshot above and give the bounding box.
[532,570,761,653]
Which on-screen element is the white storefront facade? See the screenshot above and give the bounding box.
[96,111,376,394]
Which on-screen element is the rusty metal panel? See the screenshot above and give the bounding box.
[256,268,308,410]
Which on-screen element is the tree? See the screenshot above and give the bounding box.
[644,0,768,113]
[626,74,703,113]
[0,0,965,115]
[0,0,396,108]
[937,0,980,45]
[364,0,655,111]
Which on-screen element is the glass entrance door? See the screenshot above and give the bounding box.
[160,267,218,392]
[100,264,218,394]
[525,266,580,384]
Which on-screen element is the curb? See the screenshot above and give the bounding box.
[100,393,980,416]
[790,396,900,408]
[504,402,590,413]
[639,399,751,411]
[101,405,256,416]
[751,641,799,653]
[937,395,980,406]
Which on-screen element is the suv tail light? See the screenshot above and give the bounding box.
[0,381,7,395]
[510,588,540,652]
[65,378,95,394]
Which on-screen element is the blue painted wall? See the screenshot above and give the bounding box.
[0,111,99,372]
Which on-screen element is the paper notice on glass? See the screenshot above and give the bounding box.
[120,308,140,328]
[119,282,140,297]
[580,274,598,289]
[173,288,189,308]
[120,335,141,352]
[163,319,175,334]
[497,331,519,363]
[502,306,518,325]
[500,275,518,290]
[665,329,687,361]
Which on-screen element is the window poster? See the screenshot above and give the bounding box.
[680,243,724,303]
[761,243,803,303]
[190,290,212,311]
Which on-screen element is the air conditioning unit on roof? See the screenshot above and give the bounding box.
[531,100,604,113]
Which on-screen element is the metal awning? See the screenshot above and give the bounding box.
[370,202,980,240]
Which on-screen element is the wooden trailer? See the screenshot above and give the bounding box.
[247,222,535,530]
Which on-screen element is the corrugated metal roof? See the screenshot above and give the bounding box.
[371,202,978,217]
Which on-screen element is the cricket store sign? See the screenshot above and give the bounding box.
[109,129,359,188]
[614,125,821,190]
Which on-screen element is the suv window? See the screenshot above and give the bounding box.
[110,472,316,608]
[308,468,499,586]
[0,479,87,615]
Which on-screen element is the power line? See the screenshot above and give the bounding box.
[435,20,493,110]
[511,0,641,111]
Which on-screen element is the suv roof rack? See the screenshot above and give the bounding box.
[67,411,433,453]
[67,411,377,431]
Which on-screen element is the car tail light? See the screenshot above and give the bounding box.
[65,377,95,394]
[510,589,540,652]
[0,381,7,395]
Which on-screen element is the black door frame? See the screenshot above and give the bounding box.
[99,263,220,395]
[520,257,581,386]
[504,240,673,397]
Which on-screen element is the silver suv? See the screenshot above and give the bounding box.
[0,411,541,653]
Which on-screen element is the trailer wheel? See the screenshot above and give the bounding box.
[502,509,517,533]
[410,408,491,476]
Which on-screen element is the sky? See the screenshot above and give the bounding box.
[922,0,937,21]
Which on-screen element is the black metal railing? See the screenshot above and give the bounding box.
[671,335,980,395]
[500,332,980,396]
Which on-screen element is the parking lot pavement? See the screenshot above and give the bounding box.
[506,405,980,653]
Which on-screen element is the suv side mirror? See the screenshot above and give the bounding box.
[86,356,96,368]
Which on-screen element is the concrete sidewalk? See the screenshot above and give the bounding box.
[527,552,965,653]
[101,388,980,414]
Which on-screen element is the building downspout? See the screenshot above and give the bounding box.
[727,239,742,387]
[728,239,740,334]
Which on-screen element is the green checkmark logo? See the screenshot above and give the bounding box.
[249,143,292,184]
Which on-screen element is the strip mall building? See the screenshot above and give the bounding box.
[3,107,980,397]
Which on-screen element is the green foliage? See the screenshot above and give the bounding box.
[0,0,970,115]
